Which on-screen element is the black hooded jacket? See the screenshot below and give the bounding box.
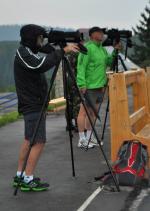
[14,45,64,114]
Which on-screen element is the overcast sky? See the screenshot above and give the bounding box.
[0,0,149,30]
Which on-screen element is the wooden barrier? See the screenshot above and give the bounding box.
[48,97,66,112]
[109,69,150,167]
[146,67,150,113]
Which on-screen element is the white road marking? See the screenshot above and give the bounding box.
[129,188,150,211]
[77,186,103,211]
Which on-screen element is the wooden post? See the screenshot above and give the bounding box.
[109,72,131,161]
[146,67,150,113]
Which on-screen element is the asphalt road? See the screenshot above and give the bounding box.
[0,111,150,211]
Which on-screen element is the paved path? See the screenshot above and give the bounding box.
[0,112,150,211]
[0,92,17,114]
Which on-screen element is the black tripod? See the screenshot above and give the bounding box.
[14,62,61,196]
[63,55,120,192]
[14,51,120,196]
[89,49,128,185]
[14,53,80,196]
[62,57,76,177]
[85,50,128,146]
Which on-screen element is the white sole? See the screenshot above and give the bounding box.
[78,143,94,149]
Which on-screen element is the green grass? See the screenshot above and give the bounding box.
[0,86,16,93]
[0,100,66,128]
[0,111,20,127]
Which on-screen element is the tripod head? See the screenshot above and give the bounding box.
[45,29,88,55]
[102,28,133,70]
[111,49,128,72]
[111,49,119,72]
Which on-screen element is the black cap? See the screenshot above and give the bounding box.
[20,24,47,40]
[89,27,104,36]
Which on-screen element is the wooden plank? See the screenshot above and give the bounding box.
[109,72,131,161]
[137,123,150,138]
[125,74,137,86]
[125,69,144,86]
[146,67,150,113]
[124,69,143,78]
[133,70,149,132]
[114,73,131,137]
[109,74,120,161]
[49,97,66,105]
[130,106,146,126]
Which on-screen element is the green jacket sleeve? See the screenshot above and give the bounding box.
[77,52,89,88]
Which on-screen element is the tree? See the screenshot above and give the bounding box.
[131,1,150,67]
[0,41,19,91]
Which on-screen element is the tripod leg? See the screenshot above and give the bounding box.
[66,97,76,177]
[118,55,127,71]
[101,98,109,140]
[62,59,76,177]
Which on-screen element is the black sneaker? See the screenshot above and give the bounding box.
[13,176,41,187]
[20,178,49,192]
[13,176,24,187]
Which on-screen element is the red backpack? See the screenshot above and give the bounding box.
[113,140,148,186]
[95,140,149,186]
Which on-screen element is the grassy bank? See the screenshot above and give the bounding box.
[0,111,20,127]
[0,100,66,128]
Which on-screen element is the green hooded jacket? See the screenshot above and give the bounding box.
[77,40,115,89]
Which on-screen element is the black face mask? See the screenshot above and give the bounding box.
[20,24,47,53]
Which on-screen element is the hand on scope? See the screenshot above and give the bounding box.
[114,42,122,51]
[63,44,80,53]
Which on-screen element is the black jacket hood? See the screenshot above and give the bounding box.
[20,24,47,53]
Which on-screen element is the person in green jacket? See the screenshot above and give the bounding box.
[77,26,121,148]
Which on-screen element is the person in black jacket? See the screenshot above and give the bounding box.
[13,24,79,192]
